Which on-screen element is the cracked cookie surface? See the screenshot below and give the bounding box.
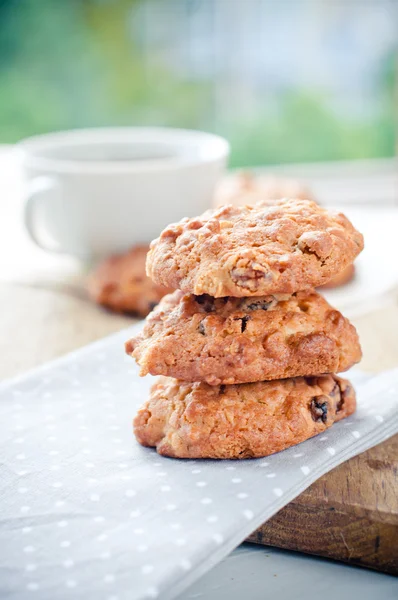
[146,199,364,297]
[88,245,173,318]
[126,289,362,385]
[133,374,356,459]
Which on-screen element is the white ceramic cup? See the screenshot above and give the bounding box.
[19,127,229,259]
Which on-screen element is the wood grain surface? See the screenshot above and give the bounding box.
[1,281,397,574]
[248,434,398,574]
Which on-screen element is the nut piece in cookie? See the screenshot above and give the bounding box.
[125,289,362,385]
[214,172,315,208]
[146,199,364,297]
[133,374,356,459]
[88,245,173,318]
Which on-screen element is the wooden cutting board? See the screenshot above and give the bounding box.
[248,433,398,575]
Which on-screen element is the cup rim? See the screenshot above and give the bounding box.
[17,127,229,173]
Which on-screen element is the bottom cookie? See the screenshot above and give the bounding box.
[133,375,356,459]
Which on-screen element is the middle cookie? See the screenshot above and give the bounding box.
[126,290,362,385]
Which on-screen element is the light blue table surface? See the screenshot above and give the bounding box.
[180,544,398,600]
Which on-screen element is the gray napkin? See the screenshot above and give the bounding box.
[0,323,397,600]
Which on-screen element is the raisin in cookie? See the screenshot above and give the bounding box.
[214,172,315,208]
[134,375,356,459]
[88,245,173,318]
[126,290,361,385]
[146,199,364,297]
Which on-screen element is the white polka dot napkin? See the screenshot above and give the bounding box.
[0,323,397,600]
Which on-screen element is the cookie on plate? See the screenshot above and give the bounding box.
[214,172,315,208]
[88,245,173,318]
[134,374,356,459]
[126,289,362,385]
[146,199,364,297]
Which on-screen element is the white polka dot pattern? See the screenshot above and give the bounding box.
[0,324,396,600]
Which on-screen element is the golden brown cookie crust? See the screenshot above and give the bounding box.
[88,245,173,318]
[134,375,356,459]
[126,289,362,385]
[146,199,364,297]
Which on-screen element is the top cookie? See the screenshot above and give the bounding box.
[146,199,364,297]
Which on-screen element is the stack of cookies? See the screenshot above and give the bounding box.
[126,199,363,459]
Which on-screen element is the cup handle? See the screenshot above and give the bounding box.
[24,176,64,253]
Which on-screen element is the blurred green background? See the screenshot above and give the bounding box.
[0,0,396,167]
